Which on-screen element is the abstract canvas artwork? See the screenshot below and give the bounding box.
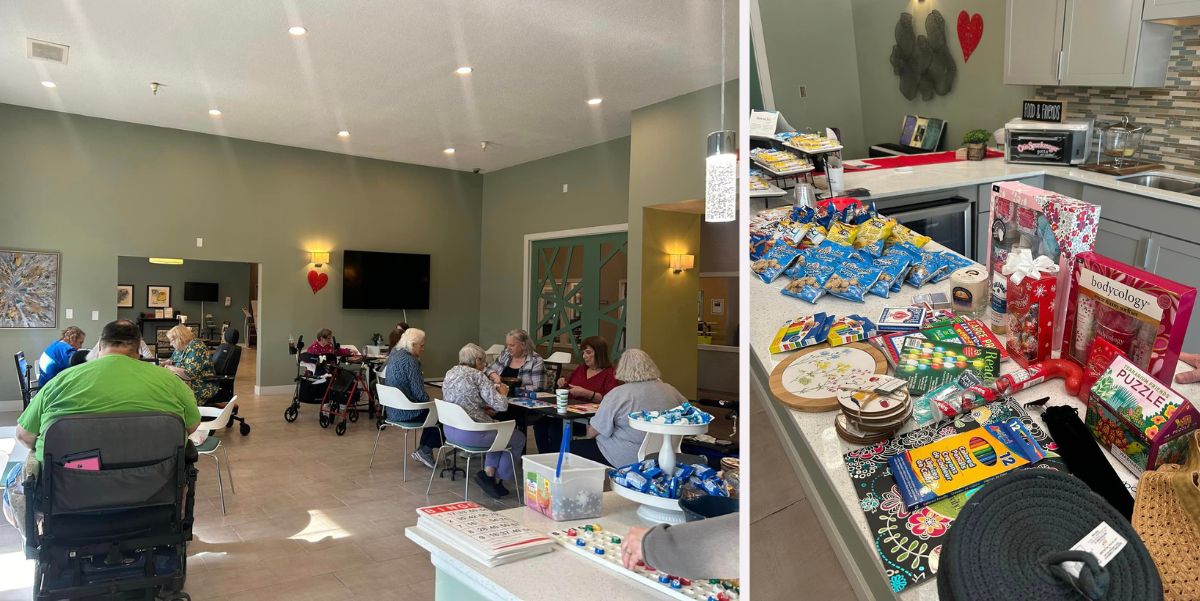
[0,249,60,329]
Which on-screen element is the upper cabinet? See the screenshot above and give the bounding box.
[1143,0,1200,22]
[1004,0,1174,87]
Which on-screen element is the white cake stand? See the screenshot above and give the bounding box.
[611,419,710,524]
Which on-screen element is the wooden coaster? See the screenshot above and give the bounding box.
[835,413,900,444]
[769,342,889,412]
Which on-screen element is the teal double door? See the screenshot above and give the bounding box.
[529,232,627,362]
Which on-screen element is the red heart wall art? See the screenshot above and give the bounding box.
[307,270,328,294]
[957,11,983,63]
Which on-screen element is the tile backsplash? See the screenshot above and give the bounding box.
[1035,26,1200,169]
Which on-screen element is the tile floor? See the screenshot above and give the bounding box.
[0,348,527,601]
[749,385,856,601]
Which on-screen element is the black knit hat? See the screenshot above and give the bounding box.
[938,469,1162,601]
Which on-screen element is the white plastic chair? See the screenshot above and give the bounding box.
[195,395,238,514]
[370,384,441,481]
[427,399,522,504]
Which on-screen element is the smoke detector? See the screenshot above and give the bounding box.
[27,38,69,64]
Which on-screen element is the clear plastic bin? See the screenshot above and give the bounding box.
[522,452,607,521]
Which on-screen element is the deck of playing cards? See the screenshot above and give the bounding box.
[877,306,928,333]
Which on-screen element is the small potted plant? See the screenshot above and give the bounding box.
[963,129,991,161]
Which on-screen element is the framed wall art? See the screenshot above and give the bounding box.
[147,285,171,308]
[117,284,134,308]
[0,249,61,329]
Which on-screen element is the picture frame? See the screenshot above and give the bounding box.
[155,327,173,355]
[163,307,174,318]
[117,284,134,308]
[155,309,165,319]
[0,248,61,329]
[147,285,171,308]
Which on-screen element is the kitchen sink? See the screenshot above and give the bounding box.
[1116,173,1200,195]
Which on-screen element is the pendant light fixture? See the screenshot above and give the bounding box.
[705,0,736,223]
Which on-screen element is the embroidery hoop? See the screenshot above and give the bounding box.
[770,342,888,412]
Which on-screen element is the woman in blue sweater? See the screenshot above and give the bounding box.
[383,328,441,470]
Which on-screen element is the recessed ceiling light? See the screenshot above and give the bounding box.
[443,148,456,155]
[288,26,308,36]
[455,66,473,75]
[337,130,350,138]
[587,97,603,105]
[208,108,222,117]
[41,80,56,88]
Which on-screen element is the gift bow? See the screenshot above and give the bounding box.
[1001,248,1057,284]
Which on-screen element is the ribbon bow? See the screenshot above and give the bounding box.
[1001,248,1057,284]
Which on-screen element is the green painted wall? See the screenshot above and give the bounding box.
[116,257,252,333]
[478,137,631,349]
[641,208,701,399]
[757,0,866,157]
[627,81,738,350]
[850,0,1033,154]
[0,102,482,397]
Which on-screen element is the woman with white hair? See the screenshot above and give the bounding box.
[443,343,526,499]
[383,328,440,469]
[569,349,686,467]
[484,329,545,394]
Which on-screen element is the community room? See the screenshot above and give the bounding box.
[0,1,741,600]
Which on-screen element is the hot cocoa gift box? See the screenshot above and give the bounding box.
[1085,355,1199,472]
[1003,253,1059,367]
[1064,251,1196,387]
[986,181,1098,345]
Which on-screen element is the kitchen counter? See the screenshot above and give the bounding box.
[749,242,1200,601]
[782,156,1200,211]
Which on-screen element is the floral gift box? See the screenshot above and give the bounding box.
[1085,355,1198,473]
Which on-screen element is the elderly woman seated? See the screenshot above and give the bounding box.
[384,328,441,470]
[568,349,686,468]
[163,325,218,404]
[444,343,526,499]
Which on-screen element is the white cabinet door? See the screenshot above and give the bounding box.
[1143,0,1200,20]
[1144,234,1200,353]
[1004,0,1067,85]
[1061,0,1148,86]
[1095,218,1150,267]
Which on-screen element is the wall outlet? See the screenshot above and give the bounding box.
[196,237,204,247]
[798,85,807,99]
[65,308,73,319]
[91,310,99,320]
[225,296,232,307]
[562,184,569,193]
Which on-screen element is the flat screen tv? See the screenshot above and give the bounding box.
[183,281,219,302]
[342,250,430,310]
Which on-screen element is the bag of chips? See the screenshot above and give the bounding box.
[781,257,838,304]
[752,244,804,284]
[868,252,912,299]
[853,216,896,257]
[890,223,932,248]
[825,221,858,246]
[804,224,828,247]
[905,250,949,287]
[750,231,774,261]
[930,252,974,283]
[825,259,884,302]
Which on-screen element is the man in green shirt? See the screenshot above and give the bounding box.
[4,320,201,537]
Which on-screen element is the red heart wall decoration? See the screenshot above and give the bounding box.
[957,10,983,63]
[307,270,328,294]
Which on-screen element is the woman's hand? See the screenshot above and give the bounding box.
[569,385,589,398]
[496,383,509,397]
[161,359,173,367]
[488,372,502,384]
[167,366,186,377]
[557,377,566,388]
[621,526,651,570]
[1176,353,1200,385]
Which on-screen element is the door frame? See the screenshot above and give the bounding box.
[522,223,628,334]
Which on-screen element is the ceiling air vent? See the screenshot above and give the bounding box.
[27,38,69,64]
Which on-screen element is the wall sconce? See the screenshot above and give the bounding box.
[669,254,695,274]
[309,251,330,267]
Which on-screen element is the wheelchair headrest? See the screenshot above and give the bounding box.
[224,328,240,345]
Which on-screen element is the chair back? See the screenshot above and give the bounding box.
[14,351,36,405]
[434,399,514,453]
[637,431,683,463]
[196,396,239,432]
[211,329,242,377]
[68,349,89,368]
[41,412,187,514]
[378,384,437,427]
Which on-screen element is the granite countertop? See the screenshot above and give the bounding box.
[749,237,1200,600]
[406,493,731,601]
[825,157,1200,210]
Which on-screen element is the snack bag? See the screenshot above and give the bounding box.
[805,224,829,247]
[890,224,932,248]
[781,257,838,304]
[905,251,949,287]
[825,260,883,303]
[854,216,896,257]
[750,231,774,261]
[931,252,974,284]
[885,242,923,293]
[777,219,812,249]
[790,205,816,224]
[867,252,912,299]
[825,221,858,246]
[752,244,803,284]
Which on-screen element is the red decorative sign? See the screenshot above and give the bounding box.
[307,270,328,294]
[957,11,983,63]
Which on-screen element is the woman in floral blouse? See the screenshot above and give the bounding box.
[164,325,218,404]
[444,343,525,499]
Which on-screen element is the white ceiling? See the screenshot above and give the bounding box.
[0,0,737,172]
